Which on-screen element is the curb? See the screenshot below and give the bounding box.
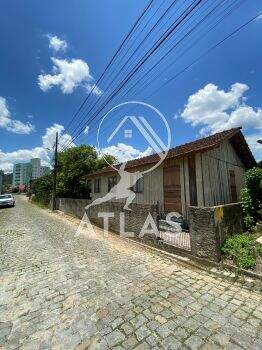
[34,205,262,291]
[125,237,262,292]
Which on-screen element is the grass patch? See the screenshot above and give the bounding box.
[221,233,259,270]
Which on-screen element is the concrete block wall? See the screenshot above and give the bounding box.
[58,198,91,219]
[189,203,242,262]
[86,201,158,237]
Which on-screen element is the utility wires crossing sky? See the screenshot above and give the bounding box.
[58,0,257,152]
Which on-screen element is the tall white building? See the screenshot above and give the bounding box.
[12,158,50,187]
[12,163,32,187]
[31,158,41,180]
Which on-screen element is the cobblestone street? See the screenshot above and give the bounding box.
[0,196,261,349]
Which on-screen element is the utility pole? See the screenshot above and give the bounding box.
[52,132,58,211]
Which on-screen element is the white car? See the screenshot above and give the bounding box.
[0,194,15,207]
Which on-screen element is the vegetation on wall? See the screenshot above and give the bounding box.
[240,167,262,230]
[221,167,262,270]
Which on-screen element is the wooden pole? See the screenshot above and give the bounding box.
[52,132,58,211]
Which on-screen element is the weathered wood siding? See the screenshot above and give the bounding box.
[88,158,189,218]
[90,164,164,206]
[87,139,245,218]
[196,140,245,206]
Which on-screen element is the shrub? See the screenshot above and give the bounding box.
[221,234,256,269]
[256,243,262,257]
[240,187,255,229]
[241,167,262,230]
[32,174,53,207]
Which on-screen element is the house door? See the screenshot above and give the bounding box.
[163,165,182,213]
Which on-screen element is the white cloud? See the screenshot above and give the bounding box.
[47,34,68,52]
[245,134,262,160]
[256,14,262,21]
[0,97,34,134]
[0,123,74,173]
[42,123,75,151]
[38,58,89,94]
[0,147,49,173]
[38,57,101,95]
[181,83,262,133]
[6,120,35,134]
[0,96,10,128]
[100,143,152,163]
[180,83,262,157]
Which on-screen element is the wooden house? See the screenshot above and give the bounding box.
[86,128,256,221]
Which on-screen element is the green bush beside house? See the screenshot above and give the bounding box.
[221,166,262,270]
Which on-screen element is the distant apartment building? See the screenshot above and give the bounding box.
[12,158,50,187]
[31,158,41,180]
[12,163,32,187]
[40,166,51,177]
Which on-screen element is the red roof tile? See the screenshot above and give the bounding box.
[87,127,256,176]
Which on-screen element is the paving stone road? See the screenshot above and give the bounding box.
[0,196,261,350]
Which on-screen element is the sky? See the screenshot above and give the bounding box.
[0,0,261,173]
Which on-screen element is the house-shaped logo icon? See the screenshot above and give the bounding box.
[107,115,167,155]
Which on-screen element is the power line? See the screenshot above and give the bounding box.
[93,0,241,121]
[63,0,226,149]
[123,0,241,98]
[71,0,238,143]
[52,132,58,211]
[64,0,203,147]
[65,0,181,143]
[68,8,257,148]
[61,0,155,139]
[61,0,204,150]
[79,0,235,140]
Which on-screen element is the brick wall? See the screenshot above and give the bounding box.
[189,203,242,262]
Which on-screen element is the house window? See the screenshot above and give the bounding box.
[108,176,117,191]
[229,170,237,202]
[132,178,144,193]
[94,178,101,193]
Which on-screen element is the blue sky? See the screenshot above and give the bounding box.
[0,0,261,172]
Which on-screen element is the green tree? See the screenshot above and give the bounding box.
[31,145,116,203]
[240,167,262,229]
[56,145,115,198]
[32,174,53,206]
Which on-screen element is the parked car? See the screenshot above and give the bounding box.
[0,194,15,207]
